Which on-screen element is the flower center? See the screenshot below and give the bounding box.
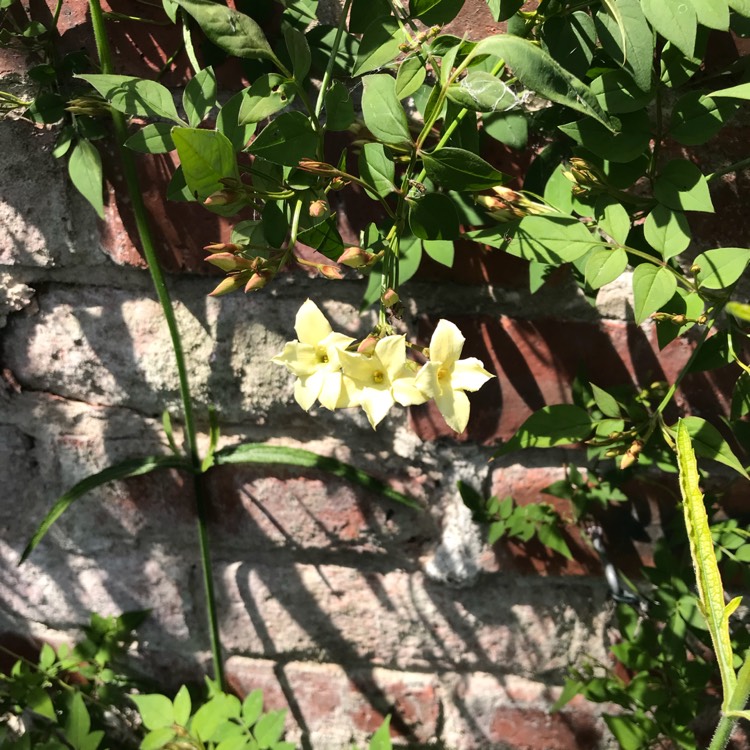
[316,346,329,364]
[372,370,385,384]
[437,366,450,381]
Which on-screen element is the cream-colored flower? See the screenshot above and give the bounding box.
[271,299,355,411]
[339,335,426,428]
[415,319,494,433]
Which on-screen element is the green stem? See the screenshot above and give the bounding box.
[706,156,750,183]
[180,9,202,73]
[87,0,224,689]
[313,0,354,121]
[709,653,750,750]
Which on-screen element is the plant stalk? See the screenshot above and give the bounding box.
[87,0,224,689]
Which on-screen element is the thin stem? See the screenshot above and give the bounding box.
[706,156,750,182]
[51,0,64,29]
[87,0,224,689]
[313,0,354,121]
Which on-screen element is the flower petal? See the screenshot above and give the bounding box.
[374,335,407,379]
[451,358,495,392]
[392,374,428,406]
[434,387,471,433]
[294,377,318,411]
[359,386,395,429]
[318,371,347,410]
[295,299,333,344]
[429,319,465,366]
[414,362,442,399]
[272,342,319,378]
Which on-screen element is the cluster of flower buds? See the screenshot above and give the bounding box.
[561,158,608,196]
[65,96,111,117]
[203,242,281,296]
[272,300,494,432]
[399,25,441,52]
[475,186,557,222]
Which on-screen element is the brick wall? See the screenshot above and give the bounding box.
[1,2,747,748]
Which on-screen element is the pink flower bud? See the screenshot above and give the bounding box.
[319,264,343,280]
[382,288,400,308]
[339,246,373,268]
[244,273,268,292]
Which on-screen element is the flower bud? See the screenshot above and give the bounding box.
[204,252,255,272]
[319,264,343,280]
[205,190,239,206]
[690,264,701,275]
[620,439,644,470]
[298,158,338,175]
[209,274,248,297]
[339,246,374,268]
[357,335,380,355]
[308,199,327,218]
[382,288,400,308]
[245,273,268,292]
[203,242,244,254]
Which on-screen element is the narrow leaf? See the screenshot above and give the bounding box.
[681,416,749,479]
[676,419,738,708]
[214,444,420,509]
[21,455,188,563]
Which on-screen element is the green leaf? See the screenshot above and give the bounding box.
[595,197,630,244]
[446,71,516,112]
[173,685,191,726]
[77,74,182,123]
[216,90,257,151]
[362,74,411,146]
[494,404,593,457]
[349,0,390,33]
[183,66,217,127]
[125,123,176,154]
[642,0,697,56]
[422,147,507,190]
[172,0,282,68]
[643,205,691,259]
[166,165,193,202]
[324,80,355,130]
[238,74,295,125]
[27,687,56,720]
[242,689,264,726]
[660,41,701,87]
[354,18,406,75]
[423,239,454,267]
[473,35,615,130]
[558,110,650,163]
[409,193,460,240]
[596,0,654,92]
[359,143,396,197]
[689,0,729,29]
[654,159,714,213]
[131,694,175,730]
[410,0,463,24]
[536,522,573,560]
[604,715,654,750]
[632,264,678,324]
[541,12,597,78]
[253,710,286,749]
[694,247,750,289]
[284,24,311,81]
[482,110,528,149]
[708,82,750,100]
[398,234,423,283]
[486,0,522,21]
[506,215,601,265]
[676,419,739,711]
[591,69,652,114]
[682,417,748,478]
[591,383,622,418]
[21,454,187,563]
[395,57,427,100]
[25,92,66,124]
[141,727,177,750]
[172,127,239,205]
[68,139,104,218]
[247,111,317,166]
[669,92,739,145]
[368,715,392,750]
[732,371,750,420]
[65,693,92,749]
[214,444,419,509]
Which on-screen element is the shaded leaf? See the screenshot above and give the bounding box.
[654,159,714,213]
[362,74,411,146]
[324,80,355,130]
[183,66,217,127]
[632,264,677,324]
[247,111,317,166]
[354,18,405,75]
[238,74,295,125]
[359,142,396,197]
[214,444,419,508]
[68,139,104,218]
[77,74,182,123]
[409,193,460,240]
[21,455,188,562]
[395,57,427,100]
[506,215,601,265]
[422,147,507,190]
[125,122,175,154]
[643,205,691,259]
